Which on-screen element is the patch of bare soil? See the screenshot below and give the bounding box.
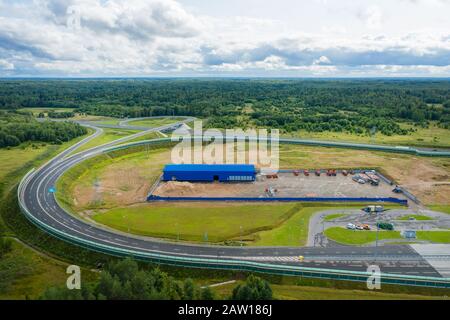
[154,181,244,197]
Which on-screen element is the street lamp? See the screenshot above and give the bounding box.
[240,226,243,247]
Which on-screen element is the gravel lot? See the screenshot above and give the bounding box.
[154,171,409,200]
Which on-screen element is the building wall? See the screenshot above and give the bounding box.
[163,170,255,182]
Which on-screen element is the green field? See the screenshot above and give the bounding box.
[251,206,326,246]
[0,239,97,299]
[91,119,122,125]
[416,231,450,243]
[127,117,185,128]
[73,128,139,153]
[18,107,75,116]
[325,227,450,245]
[92,203,302,243]
[323,213,347,221]
[0,129,100,299]
[267,284,446,300]
[324,227,401,245]
[429,205,450,215]
[284,122,450,149]
[397,215,433,221]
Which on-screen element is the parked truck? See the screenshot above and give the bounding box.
[362,205,384,213]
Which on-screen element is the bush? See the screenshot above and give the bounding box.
[0,237,12,258]
[231,275,272,300]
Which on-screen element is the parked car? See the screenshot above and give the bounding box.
[347,223,356,230]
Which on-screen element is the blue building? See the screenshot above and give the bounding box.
[162,164,256,182]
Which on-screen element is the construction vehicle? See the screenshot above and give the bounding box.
[362,171,380,186]
[392,186,402,193]
[365,171,380,183]
[265,186,278,197]
[304,169,310,176]
[353,175,366,184]
[326,169,337,176]
[362,205,384,213]
[315,170,321,176]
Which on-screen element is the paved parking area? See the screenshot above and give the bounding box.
[154,172,409,199]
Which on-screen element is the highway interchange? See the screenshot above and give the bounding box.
[18,116,450,281]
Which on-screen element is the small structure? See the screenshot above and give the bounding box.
[403,230,417,239]
[162,164,256,182]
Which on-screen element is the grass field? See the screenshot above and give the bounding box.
[0,129,100,299]
[397,215,433,221]
[251,206,325,246]
[0,145,49,182]
[73,128,140,153]
[210,281,449,300]
[18,107,75,116]
[323,213,347,221]
[284,122,450,149]
[92,202,302,243]
[416,231,450,243]
[127,117,185,128]
[324,227,401,245]
[429,205,450,215]
[325,227,450,245]
[0,239,97,299]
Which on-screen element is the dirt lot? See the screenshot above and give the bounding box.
[71,148,171,210]
[153,172,409,200]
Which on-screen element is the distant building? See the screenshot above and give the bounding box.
[162,164,256,182]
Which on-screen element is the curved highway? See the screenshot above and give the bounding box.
[17,117,450,281]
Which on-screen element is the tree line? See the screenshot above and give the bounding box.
[0,79,448,134]
[0,111,87,148]
[40,258,273,300]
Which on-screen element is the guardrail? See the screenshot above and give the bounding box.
[100,136,450,158]
[16,139,450,290]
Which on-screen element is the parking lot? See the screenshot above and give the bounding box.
[153,171,409,200]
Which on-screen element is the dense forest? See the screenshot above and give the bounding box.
[0,111,87,148]
[0,79,449,136]
[39,258,272,300]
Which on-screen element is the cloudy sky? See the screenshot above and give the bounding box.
[0,0,449,77]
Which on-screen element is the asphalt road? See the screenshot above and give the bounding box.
[18,117,446,277]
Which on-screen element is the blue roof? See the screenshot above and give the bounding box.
[164,164,255,173]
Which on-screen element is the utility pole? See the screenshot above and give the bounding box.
[240,226,243,247]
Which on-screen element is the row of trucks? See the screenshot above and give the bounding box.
[292,169,350,177]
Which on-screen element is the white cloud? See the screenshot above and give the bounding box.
[0,0,449,76]
[360,5,383,30]
[0,59,14,70]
